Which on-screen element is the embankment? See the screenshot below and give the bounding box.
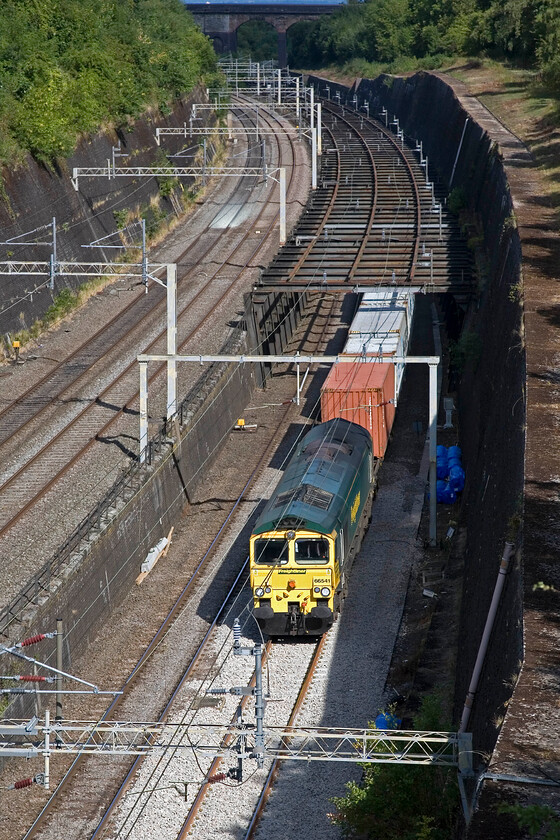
[0,87,210,339]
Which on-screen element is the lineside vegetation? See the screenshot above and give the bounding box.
[286,0,560,94]
[0,0,219,165]
[331,695,460,840]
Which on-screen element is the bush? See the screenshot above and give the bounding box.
[331,695,459,839]
[44,288,77,325]
[448,187,468,215]
[449,331,483,373]
[496,803,560,840]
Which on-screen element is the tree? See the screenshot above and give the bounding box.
[363,0,414,63]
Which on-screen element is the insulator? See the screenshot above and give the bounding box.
[19,675,47,682]
[233,619,241,648]
[207,773,226,785]
[19,634,46,647]
[14,778,33,789]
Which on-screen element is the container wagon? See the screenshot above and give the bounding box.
[321,287,416,455]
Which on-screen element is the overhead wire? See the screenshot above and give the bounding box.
[115,96,420,833]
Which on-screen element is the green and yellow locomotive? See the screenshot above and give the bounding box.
[250,418,374,636]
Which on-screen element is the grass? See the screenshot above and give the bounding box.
[442,58,560,213]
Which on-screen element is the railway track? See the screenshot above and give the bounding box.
[0,101,306,610]
[17,286,341,840]
[2,83,467,839]
[77,97,466,840]
[258,97,471,293]
[17,380,295,840]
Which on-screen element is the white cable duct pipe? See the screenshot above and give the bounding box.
[459,541,515,733]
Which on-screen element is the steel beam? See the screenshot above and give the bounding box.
[71,166,264,191]
[136,352,439,539]
[166,264,177,419]
[0,261,166,277]
[279,167,286,245]
[0,719,471,774]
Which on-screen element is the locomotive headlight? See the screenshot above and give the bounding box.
[265,586,271,593]
[320,587,331,597]
[314,586,320,593]
[255,587,265,598]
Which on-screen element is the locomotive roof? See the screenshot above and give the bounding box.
[252,418,372,537]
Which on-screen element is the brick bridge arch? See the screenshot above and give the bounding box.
[185,3,341,67]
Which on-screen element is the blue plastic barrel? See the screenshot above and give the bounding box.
[447,445,462,464]
[375,712,401,730]
[437,480,457,504]
[449,465,465,493]
[436,446,449,479]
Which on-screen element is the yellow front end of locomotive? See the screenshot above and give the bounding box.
[250,530,338,635]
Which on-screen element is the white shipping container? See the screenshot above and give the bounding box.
[342,287,417,403]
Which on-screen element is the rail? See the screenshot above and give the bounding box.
[0,326,246,640]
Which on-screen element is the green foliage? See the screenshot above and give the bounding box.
[447,187,467,215]
[152,148,179,198]
[535,1,560,94]
[286,0,560,86]
[332,695,459,839]
[497,803,560,839]
[467,234,484,250]
[288,20,324,68]
[237,20,278,62]
[44,288,77,325]
[449,330,483,372]
[113,209,129,230]
[141,202,167,238]
[532,580,558,592]
[0,0,217,164]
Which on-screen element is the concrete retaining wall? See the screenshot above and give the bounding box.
[309,71,525,758]
[5,328,256,720]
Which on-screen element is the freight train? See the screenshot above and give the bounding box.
[250,287,416,636]
[250,418,373,636]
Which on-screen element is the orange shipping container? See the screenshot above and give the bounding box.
[320,362,396,458]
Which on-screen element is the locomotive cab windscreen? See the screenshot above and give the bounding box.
[252,535,332,565]
[253,538,289,565]
[294,537,329,563]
